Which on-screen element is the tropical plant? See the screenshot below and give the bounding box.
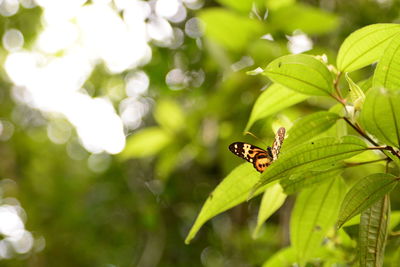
[185,23,400,266]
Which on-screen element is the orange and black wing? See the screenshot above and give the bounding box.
[229,142,273,173]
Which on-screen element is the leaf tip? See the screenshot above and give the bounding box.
[252,227,261,239]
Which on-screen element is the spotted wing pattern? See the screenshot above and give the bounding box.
[271,127,286,161]
[229,142,273,173]
[229,127,286,173]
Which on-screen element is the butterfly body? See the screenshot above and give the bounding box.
[229,127,286,173]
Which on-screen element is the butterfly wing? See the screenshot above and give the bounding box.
[271,127,285,161]
[229,142,273,173]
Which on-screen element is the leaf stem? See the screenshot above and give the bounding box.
[334,71,344,100]
[342,117,400,160]
[342,117,379,146]
[367,146,400,159]
[345,158,390,167]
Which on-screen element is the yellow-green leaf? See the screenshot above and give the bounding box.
[284,111,340,149]
[337,23,400,72]
[361,87,400,148]
[291,177,345,264]
[245,84,309,132]
[263,54,334,96]
[345,73,365,111]
[253,183,286,238]
[251,136,367,194]
[185,164,265,244]
[262,247,296,267]
[359,195,390,267]
[337,173,398,228]
[373,32,400,91]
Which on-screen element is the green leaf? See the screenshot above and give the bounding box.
[263,54,334,96]
[291,177,346,265]
[337,173,398,228]
[342,214,360,227]
[120,127,171,159]
[251,136,367,194]
[373,32,400,91]
[199,8,265,52]
[154,99,185,132]
[269,3,339,35]
[358,77,373,92]
[245,84,309,132]
[253,183,287,238]
[359,195,390,267]
[361,87,400,148]
[262,247,296,267]
[345,73,365,111]
[284,111,341,149]
[280,165,344,195]
[337,23,400,72]
[185,164,265,244]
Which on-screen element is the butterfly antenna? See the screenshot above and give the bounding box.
[244,131,269,147]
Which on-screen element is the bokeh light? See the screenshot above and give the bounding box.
[2,0,191,155]
[0,0,19,17]
[287,31,313,54]
[0,179,37,259]
[2,29,24,52]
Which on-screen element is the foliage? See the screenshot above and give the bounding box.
[2,1,400,267]
[185,23,400,266]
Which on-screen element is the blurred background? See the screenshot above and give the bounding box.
[0,0,399,266]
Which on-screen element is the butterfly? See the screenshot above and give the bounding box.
[229,127,286,173]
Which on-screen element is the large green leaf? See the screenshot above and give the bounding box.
[185,164,265,244]
[373,32,400,91]
[359,195,390,267]
[245,83,309,132]
[337,24,400,72]
[358,76,373,92]
[291,177,345,265]
[280,165,344,195]
[284,111,340,149]
[361,87,400,148]
[269,3,339,35]
[251,136,368,193]
[120,127,171,159]
[263,54,334,96]
[199,8,265,52]
[337,173,398,228]
[253,183,286,237]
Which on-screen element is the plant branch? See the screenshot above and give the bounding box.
[342,117,379,146]
[367,146,400,159]
[342,117,400,160]
[334,71,343,100]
